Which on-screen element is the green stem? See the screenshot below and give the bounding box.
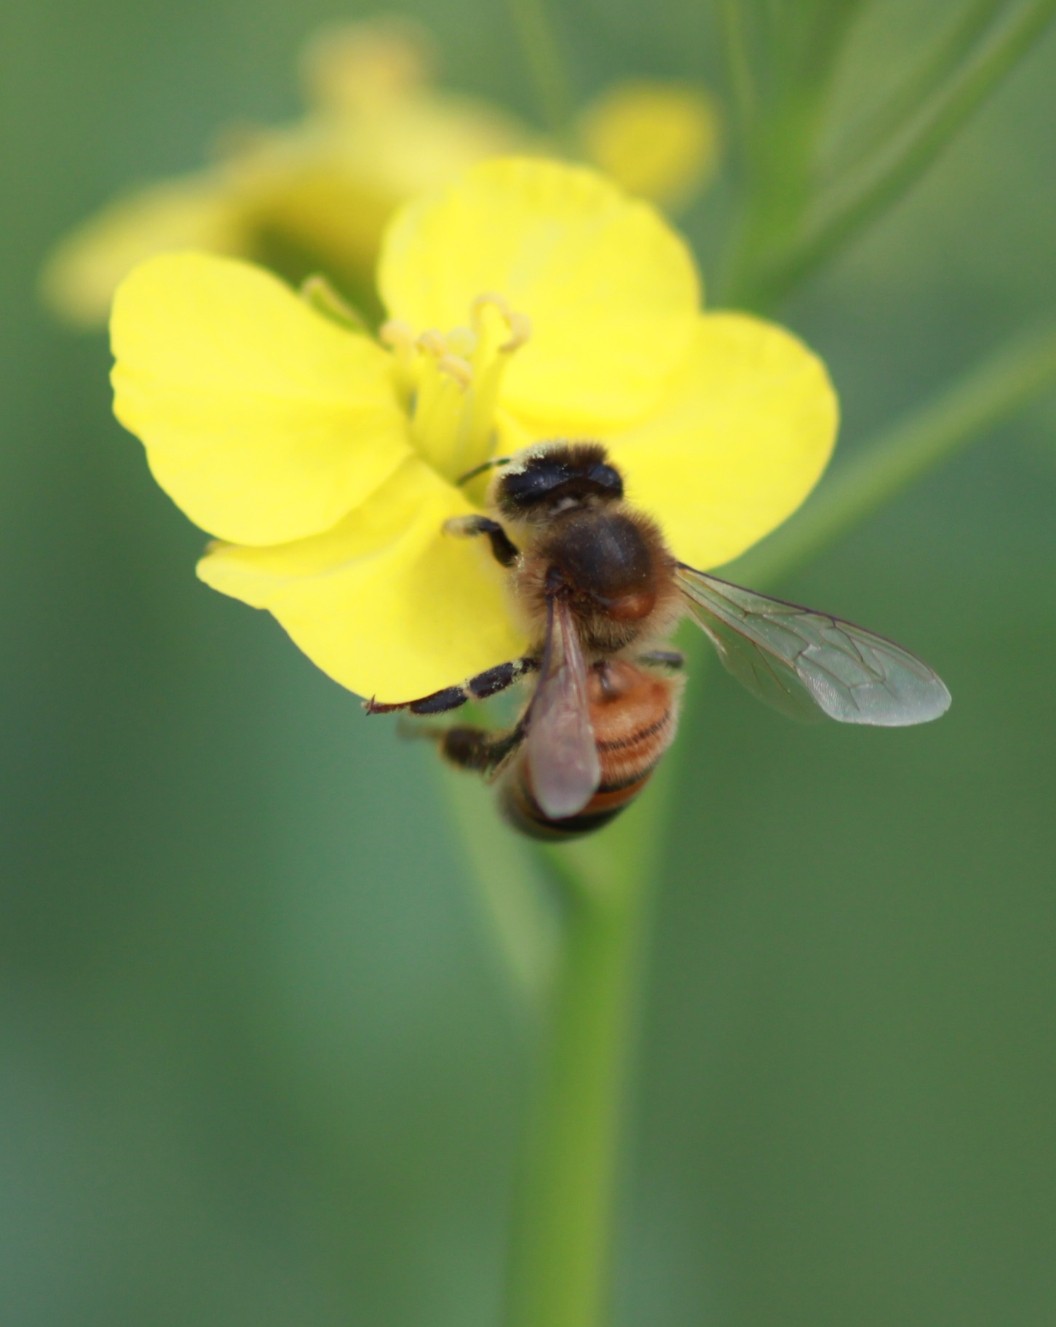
[481,319,1056,1323]
[717,0,757,160]
[503,799,666,1327]
[754,0,1056,306]
[444,768,557,1012]
[800,0,871,86]
[506,0,576,140]
[831,0,1007,171]
[730,322,1056,588]
[720,1,861,307]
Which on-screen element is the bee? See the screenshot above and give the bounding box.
[366,442,951,839]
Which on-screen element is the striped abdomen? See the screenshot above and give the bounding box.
[502,661,682,840]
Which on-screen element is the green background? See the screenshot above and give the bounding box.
[5,2,1055,1324]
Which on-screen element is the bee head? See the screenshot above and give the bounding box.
[491,442,624,521]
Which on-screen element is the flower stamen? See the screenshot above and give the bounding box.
[471,292,532,353]
[382,294,531,484]
[379,318,419,401]
[436,354,473,388]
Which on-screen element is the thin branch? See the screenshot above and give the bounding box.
[753,0,1056,306]
[506,0,577,139]
[831,0,1008,171]
[717,0,757,160]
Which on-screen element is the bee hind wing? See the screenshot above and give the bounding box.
[675,566,951,727]
[526,598,601,818]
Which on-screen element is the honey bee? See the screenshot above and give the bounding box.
[366,442,951,839]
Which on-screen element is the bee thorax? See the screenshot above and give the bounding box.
[551,511,657,607]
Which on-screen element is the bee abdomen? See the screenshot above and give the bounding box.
[499,770,646,840]
[502,685,678,840]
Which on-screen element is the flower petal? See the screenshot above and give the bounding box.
[608,314,838,568]
[234,93,529,279]
[111,253,411,546]
[577,81,719,210]
[300,16,434,114]
[41,175,246,328]
[198,457,528,699]
[378,158,699,433]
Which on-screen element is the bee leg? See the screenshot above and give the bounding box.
[443,515,520,567]
[637,648,685,671]
[441,721,526,776]
[391,716,523,780]
[364,656,539,715]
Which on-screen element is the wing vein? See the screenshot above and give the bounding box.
[675,566,951,727]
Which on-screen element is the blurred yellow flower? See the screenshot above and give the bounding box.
[578,81,720,211]
[43,17,718,328]
[111,158,836,700]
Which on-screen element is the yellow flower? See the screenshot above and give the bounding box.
[577,81,720,212]
[44,18,718,328]
[110,157,836,701]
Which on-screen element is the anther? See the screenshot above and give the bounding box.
[379,319,415,351]
[500,311,531,353]
[416,329,447,357]
[471,292,532,348]
[436,355,472,388]
[445,327,477,358]
[471,291,513,324]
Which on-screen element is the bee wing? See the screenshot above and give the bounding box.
[526,598,601,818]
[675,566,951,726]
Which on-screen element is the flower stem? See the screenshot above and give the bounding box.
[717,0,757,158]
[503,802,666,1327]
[730,322,1056,588]
[751,0,1056,307]
[830,0,1007,172]
[475,319,1056,1323]
[506,0,576,141]
[719,1,862,308]
[443,768,557,1011]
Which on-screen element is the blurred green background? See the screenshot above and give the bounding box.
[5,2,1055,1324]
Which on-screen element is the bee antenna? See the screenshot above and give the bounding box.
[456,455,512,486]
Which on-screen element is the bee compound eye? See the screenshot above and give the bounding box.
[501,461,568,509]
[588,463,623,497]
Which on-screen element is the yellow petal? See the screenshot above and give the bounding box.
[300,16,434,113]
[233,94,528,280]
[379,158,700,433]
[111,252,411,546]
[224,127,398,276]
[608,314,838,568]
[198,457,528,699]
[578,81,720,210]
[41,175,246,328]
